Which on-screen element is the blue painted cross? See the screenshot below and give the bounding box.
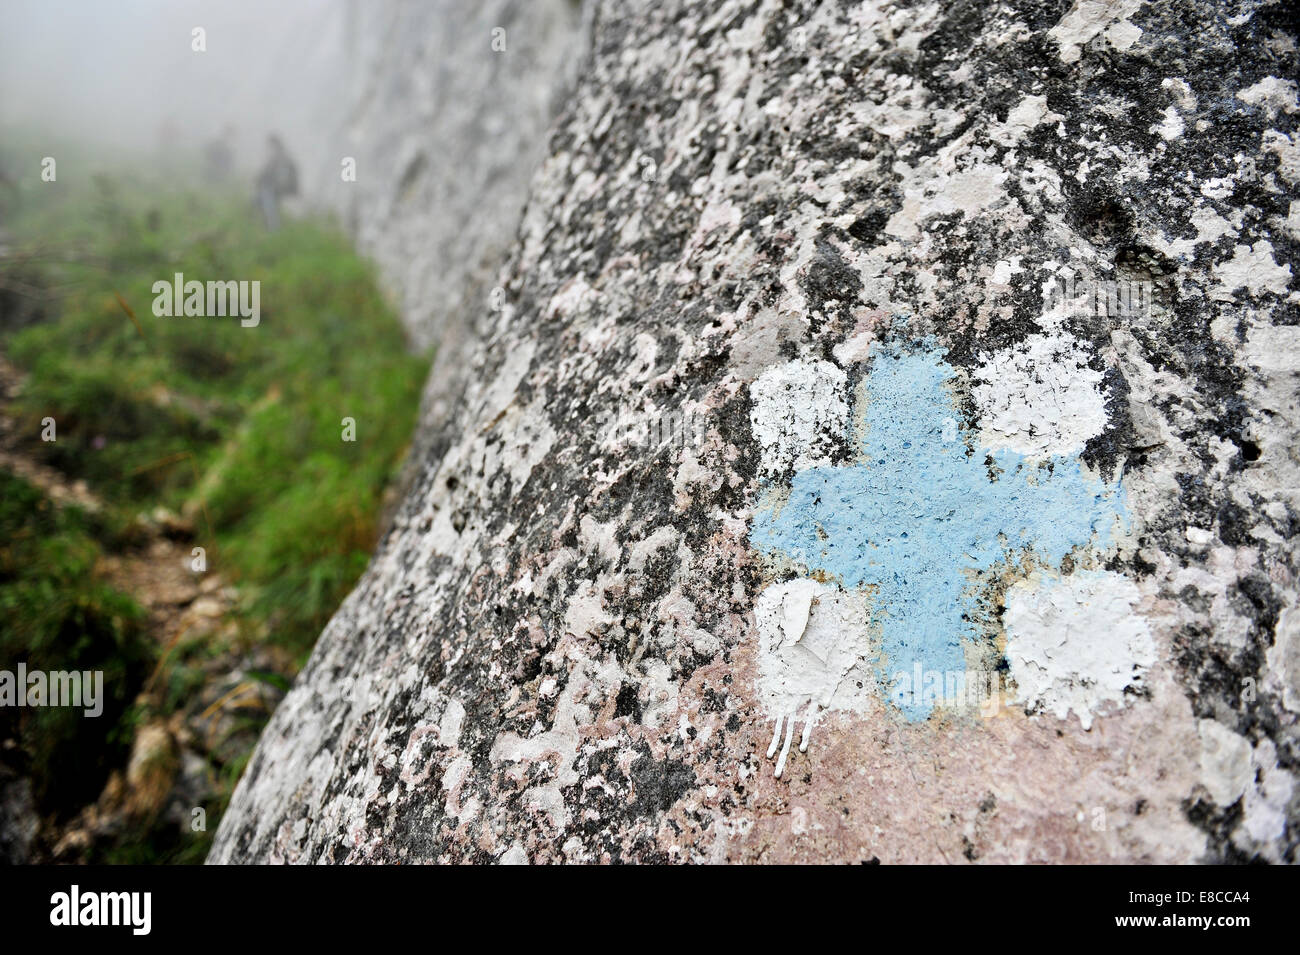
[750,341,1127,721]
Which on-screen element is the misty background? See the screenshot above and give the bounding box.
[0,0,353,197]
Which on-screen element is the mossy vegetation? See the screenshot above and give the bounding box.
[0,471,151,814]
[0,138,430,860]
[5,157,428,654]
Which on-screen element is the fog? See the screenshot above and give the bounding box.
[0,0,354,194]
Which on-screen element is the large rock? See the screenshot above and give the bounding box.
[211,0,1300,863]
[337,0,589,352]
[333,0,589,505]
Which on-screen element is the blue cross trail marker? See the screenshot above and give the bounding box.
[750,340,1128,721]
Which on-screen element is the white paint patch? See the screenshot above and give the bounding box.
[1243,321,1300,376]
[1005,569,1156,730]
[1104,18,1142,52]
[500,397,558,492]
[750,359,848,477]
[545,275,597,320]
[753,579,876,777]
[1212,241,1293,298]
[994,95,1062,145]
[1242,739,1293,852]
[1150,204,1238,259]
[832,331,875,365]
[991,258,1022,285]
[564,577,614,639]
[498,844,530,865]
[972,331,1109,458]
[439,698,465,747]
[1189,205,1235,244]
[477,338,534,423]
[1007,95,1055,130]
[488,685,584,829]
[1161,77,1196,110]
[1199,176,1235,200]
[1263,130,1299,185]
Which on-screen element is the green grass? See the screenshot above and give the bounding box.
[0,471,151,814]
[4,164,429,656]
[0,137,431,860]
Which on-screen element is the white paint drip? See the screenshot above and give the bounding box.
[972,331,1109,458]
[754,579,877,777]
[750,359,848,477]
[1005,569,1156,730]
[766,713,784,759]
[775,710,796,778]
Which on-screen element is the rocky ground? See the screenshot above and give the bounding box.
[0,350,291,863]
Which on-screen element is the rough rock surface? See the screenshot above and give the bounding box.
[337,0,588,352]
[212,0,1300,863]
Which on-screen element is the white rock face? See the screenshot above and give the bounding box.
[1197,719,1253,807]
[972,331,1109,459]
[1212,241,1293,297]
[749,359,849,476]
[337,0,588,351]
[1005,569,1156,730]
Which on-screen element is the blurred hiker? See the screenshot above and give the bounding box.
[255,134,298,231]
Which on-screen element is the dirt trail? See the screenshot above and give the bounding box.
[0,349,290,862]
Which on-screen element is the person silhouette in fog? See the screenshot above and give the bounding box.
[255,134,299,231]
